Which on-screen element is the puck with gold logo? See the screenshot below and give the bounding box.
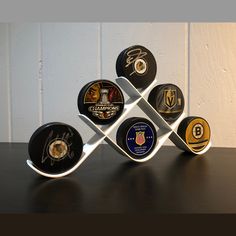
[148,84,185,124]
[177,117,211,152]
[78,80,124,125]
[28,122,83,174]
[116,117,157,159]
[116,45,157,89]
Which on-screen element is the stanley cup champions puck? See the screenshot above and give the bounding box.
[148,84,185,124]
[28,122,83,174]
[116,45,157,89]
[78,80,124,125]
[177,117,211,152]
[116,117,157,159]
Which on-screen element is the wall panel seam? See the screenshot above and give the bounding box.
[187,22,191,116]
[7,23,12,142]
[38,23,44,126]
[99,23,102,79]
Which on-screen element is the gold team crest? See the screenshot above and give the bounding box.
[164,89,177,109]
[135,131,145,146]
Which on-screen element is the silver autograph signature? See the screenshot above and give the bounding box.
[125,48,147,76]
[41,129,74,166]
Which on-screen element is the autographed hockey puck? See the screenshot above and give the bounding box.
[148,84,185,123]
[116,117,157,159]
[28,122,83,174]
[78,80,124,125]
[177,117,211,152]
[116,45,157,89]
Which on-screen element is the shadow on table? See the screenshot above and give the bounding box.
[27,176,84,213]
[92,161,161,213]
[162,151,210,213]
[26,150,210,213]
[95,151,210,213]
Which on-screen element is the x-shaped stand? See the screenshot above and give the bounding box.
[27,76,211,178]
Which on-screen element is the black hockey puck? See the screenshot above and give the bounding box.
[116,117,157,159]
[177,116,211,152]
[78,80,124,125]
[28,122,83,174]
[116,45,157,89]
[148,84,185,123]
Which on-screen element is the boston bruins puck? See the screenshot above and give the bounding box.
[116,45,157,89]
[28,122,83,174]
[148,84,185,123]
[78,80,124,125]
[116,117,157,159]
[177,117,211,152]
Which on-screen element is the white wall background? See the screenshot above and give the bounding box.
[0,23,235,147]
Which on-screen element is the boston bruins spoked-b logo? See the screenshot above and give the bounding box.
[177,117,211,153]
[192,123,204,139]
[78,80,124,125]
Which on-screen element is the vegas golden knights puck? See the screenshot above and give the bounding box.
[177,117,211,152]
[28,122,83,174]
[116,45,157,89]
[78,80,124,125]
[116,117,157,159]
[148,84,185,123]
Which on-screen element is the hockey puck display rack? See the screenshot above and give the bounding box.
[79,76,212,160]
[27,76,211,178]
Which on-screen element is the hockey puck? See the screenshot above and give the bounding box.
[78,80,124,125]
[177,117,211,152]
[116,45,157,89]
[116,117,157,159]
[148,84,185,123]
[28,122,83,174]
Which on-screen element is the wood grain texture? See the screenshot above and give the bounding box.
[0,24,10,141]
[101,23,188,145]
[41,23,100,142]
[9,23,41,142]
[190,23,236,147]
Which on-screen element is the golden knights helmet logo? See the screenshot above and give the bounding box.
[164,89,177,109]
[135,131,145,146]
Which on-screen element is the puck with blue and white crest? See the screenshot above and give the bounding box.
[116,117,157,159]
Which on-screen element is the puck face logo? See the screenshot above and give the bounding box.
[164,89,177,109]
[126,122,155,157]
[134,59,147,75]
[185,118,210,152]
[192,123,204,139]
[116,45,157,89]
[78,80,124,125]
[42,129,75,165]
[125,48,148,76]
[28,123,83,174]
[48,140,68,160]
[148,84,185,123]
[135,131,145,146]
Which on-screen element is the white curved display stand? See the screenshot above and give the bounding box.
[27,76,211,178]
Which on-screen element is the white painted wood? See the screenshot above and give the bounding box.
[9,23,41,142]
[0,24,10,142]
[190,23,236,147]
[101,23,188,145]
[41,23,100,143]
